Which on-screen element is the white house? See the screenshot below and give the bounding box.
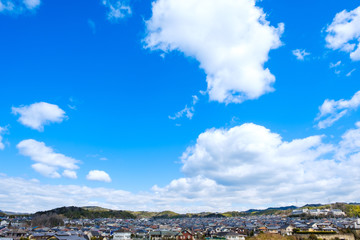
[113,233,131,240]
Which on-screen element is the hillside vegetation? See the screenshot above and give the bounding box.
[302,203,360,217]
[248,233,296,240]
[34,207,136,219]
[29,202,360,219]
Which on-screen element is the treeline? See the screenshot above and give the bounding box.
[31,213,64,227]
[247,234,297,240]
[32,203,360,220]
[34,208,231,220]
[247,233,344,240]
[34,207,135,219]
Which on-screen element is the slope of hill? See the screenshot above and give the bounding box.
[28,202,360,219]
[34,206,135,219]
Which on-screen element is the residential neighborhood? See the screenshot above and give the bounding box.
[1,210,360,240]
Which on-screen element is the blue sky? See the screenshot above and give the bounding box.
[1,0,360,213]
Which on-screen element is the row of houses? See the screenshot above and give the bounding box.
[1,215,360,240]
[292,208,346,217]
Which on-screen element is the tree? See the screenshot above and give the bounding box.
[308,234,318,240]
[31,213,64,227]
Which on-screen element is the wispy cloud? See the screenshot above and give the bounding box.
[315,91,360,129]
[169,95,199,121]
[346,68,356,77]
[102,0,131,22]
[88,19,96,34]
[0,126,8,150]
[292,49,310,60]
[329,61,341,68]
[0,0,40,14]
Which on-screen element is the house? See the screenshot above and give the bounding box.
[257,226,267,233]
[0,221,9,227]
[280,225,294,236]
[331,209,346,217]
[266,226,280,234]
[134,229,147,238]
[178,230,193,240]
[113,232,131,240]
[292,209,308,215]
[29,232,55,240]
[48,235,88,240]
[149,231,181,240]
[213,232,245,240]
[309,209,320,216]
[354,219,360,229]
[3,229,27,240]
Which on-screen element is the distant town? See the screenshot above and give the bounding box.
[1,203,360,240]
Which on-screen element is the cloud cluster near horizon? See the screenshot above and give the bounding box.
[3,122,360,213]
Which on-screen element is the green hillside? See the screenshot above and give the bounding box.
[31,203,360,220]
[34,206,136,219]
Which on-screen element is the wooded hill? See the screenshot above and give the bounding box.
[12,202,360,219]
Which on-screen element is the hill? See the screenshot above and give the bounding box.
[34,206,136,219]
[27,202,360,219]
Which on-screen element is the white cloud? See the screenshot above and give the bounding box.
[17,139,79,178]
[62,170,77,179]
[86,170,111,182]
[0,0,40,13]
[292,49,310,60]
[0,175,147,213]
[192,95,198,105]
[330,61,341,68]
[23,0,39,9]
[155,122,360,208]
[32,163,61,178]
[325,6,360,61]
[169,95,199,121]
[336,122,360,160]
[4,123,360,213]
[181,123,332,186]
[169,105,194,120]
[315,91,360,129]
[102,0,131,22]
[346,68,356,77]
[144,0,284,104]
[0,123,360,212]
[0,126,6,150]
[12,102,66,131]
